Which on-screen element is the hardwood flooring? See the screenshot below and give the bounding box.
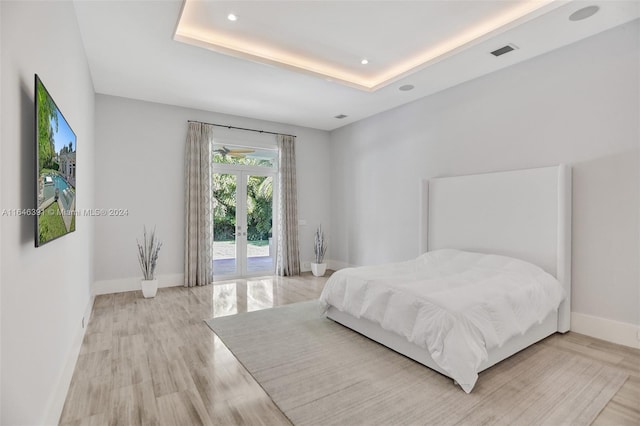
[61,274,639,425]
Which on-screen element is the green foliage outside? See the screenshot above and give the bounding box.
[36,81,59,171]
[213,172,237,240]
[213,152,273,168]
[213,153,274,242]
[39,202,67,243]
[246,175,273,240]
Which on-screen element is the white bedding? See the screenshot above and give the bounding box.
[319,249,565,392]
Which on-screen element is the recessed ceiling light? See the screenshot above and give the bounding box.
[227,13,237,21]
[361,59,369,65]
[334,114,348,119]
[569,5,599,21]
[399,84,414,91]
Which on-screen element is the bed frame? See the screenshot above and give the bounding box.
[327,165,572,380]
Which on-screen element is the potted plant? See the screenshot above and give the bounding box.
[311,225,327,277]
[137,226,162,298]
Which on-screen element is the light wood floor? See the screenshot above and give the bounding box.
[60,274,639,425]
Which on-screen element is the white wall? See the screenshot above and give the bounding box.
[94,95,331,291]
[0,2,4,422]
[0,1,95,424]
[330,21,639,341]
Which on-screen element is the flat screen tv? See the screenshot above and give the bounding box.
[35,74,77,246]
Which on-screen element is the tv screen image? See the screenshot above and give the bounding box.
[35,75,77,246]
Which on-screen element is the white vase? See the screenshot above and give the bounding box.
[311,263,327,277]
[141,279,158,298]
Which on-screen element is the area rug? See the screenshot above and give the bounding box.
[205,301,627,426]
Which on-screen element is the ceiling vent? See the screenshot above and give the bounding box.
[334,114,348,119]
[491,44,518,57]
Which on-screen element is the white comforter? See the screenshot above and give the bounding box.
[319,249,564,392]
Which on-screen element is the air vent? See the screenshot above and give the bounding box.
[491,44,518,57]
[334,114,348,119]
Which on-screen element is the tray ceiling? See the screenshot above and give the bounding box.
[175,0,561,90]
[74,1,640,130]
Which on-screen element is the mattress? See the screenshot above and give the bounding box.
[319,249,565,392]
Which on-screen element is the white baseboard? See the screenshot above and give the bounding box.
[301,260,351,273]
[93,273,184,295]
[45,295,95,425]
[571,312,640,349]
[328,259,354,271]
[297,259,355,273]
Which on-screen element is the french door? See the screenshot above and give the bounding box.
[213,165,277,279]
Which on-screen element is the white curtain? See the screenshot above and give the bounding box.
[184,122,214,287]
[276,134,300,276]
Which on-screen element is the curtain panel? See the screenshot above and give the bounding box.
[184,122,214,287]
[276,134,301,276]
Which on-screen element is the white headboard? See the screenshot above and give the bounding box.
[426,165,571,332]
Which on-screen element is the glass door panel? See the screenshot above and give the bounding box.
[245,174,274,274]
[213,167,276,279]
[213,172,238,277]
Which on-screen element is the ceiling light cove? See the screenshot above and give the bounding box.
[174,0,563,92]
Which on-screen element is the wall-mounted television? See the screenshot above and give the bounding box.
[35,74,77,246]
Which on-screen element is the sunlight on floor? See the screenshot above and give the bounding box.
[212,278,276,318]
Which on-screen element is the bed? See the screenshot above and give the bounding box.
[320,165,572,392]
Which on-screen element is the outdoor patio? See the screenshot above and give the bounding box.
[213,241,274,276]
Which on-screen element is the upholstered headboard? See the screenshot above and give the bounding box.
[424,165,572,332]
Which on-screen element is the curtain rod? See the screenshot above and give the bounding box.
[187,120,296,138]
